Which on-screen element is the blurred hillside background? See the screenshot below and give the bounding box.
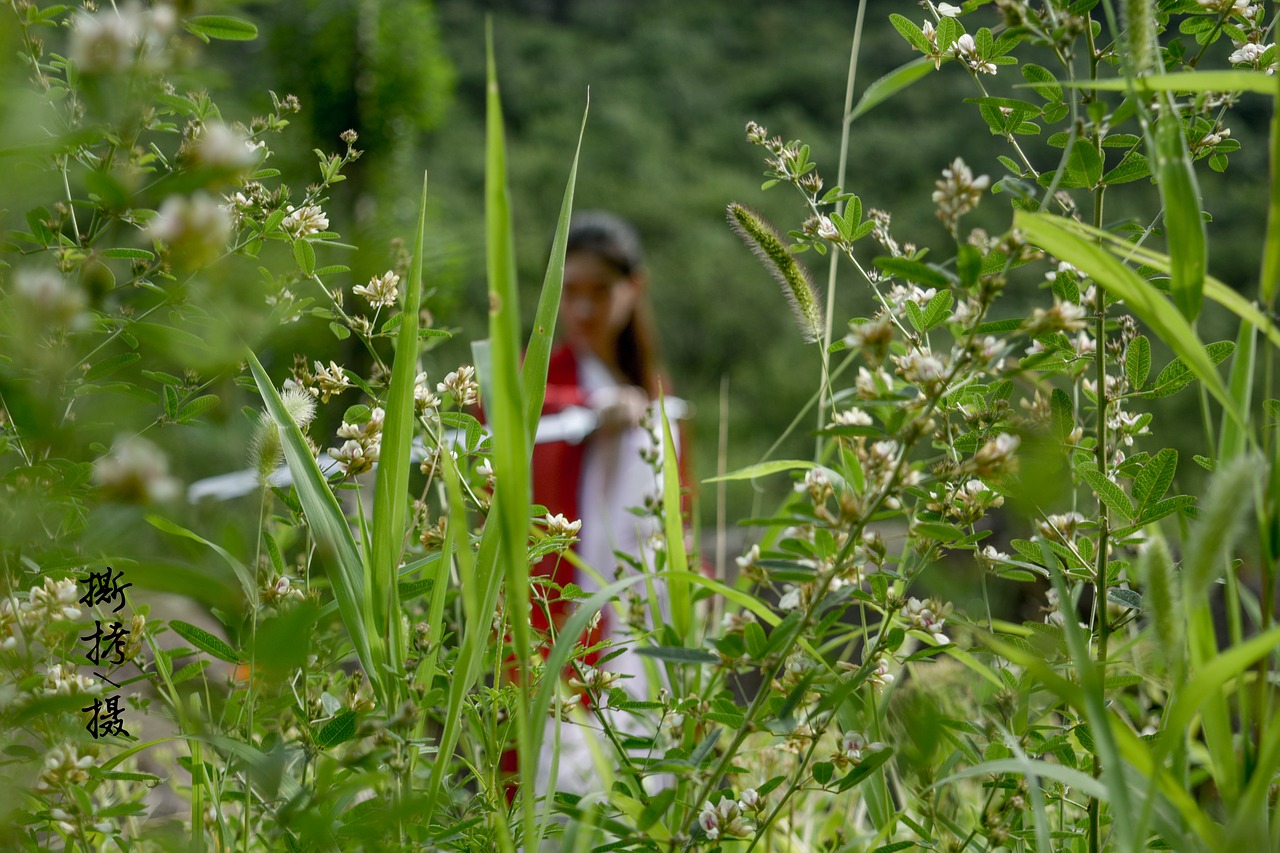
[39,0,1275,531]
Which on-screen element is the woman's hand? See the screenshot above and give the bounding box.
[588,385,649,432]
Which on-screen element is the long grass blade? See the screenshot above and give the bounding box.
[483,21,536,845]
[369,172,430,703]
[1152,98,1206,322]
[246,351,383,701]
[1260,73,1280,304]
[659,386,691,644]
[1040,541,1137,852]
[1218,318,1256,463]
[1015,210,1242,427]
[521,98,588,440]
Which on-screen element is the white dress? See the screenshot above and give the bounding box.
[538,349,673,796]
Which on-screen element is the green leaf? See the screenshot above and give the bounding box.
[169,619,241,664]
[1080,465,1135,520]
[315,709,358,748]
[874,256,951,289]
[850,57,935,123]
[84,352,140,382]
[812,761,834,785]
[1133,447,1177,512]
[175,394,219,424]
[744,621,767,659]
[1107,588,1142,610]
[328,321,350,341]
[183,15,258,41]
[634,646,719,665]
[1021,63,1063,102]
[292,239,315,276]
[704,459,815,483]
[835,747,894,791]
[1101,151,1151,185]
[1125,335,1151,390]
[163,385,179,419]
[1050,388,1073,441]
[102,248,155,260]
[888,14,931,53]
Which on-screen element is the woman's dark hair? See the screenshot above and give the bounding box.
[565,211,664,398]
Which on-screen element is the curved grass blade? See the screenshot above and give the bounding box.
[522,98,588,440]
[246,351,383,704]
[1015,210,1242,427]
[848,57,934,123]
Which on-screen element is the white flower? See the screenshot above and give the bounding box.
[353,271,400,308]
[832,407,872,427]
[777,585,803,611]
[14,268,89,328]
[413,372,441,413]
[816,215,840,241]
[937,2,962,17]
[1229,42,1271,64]
[437,365,479,407]
[329,439,378,476]
[193,123,259,171]
[839,730,885,763]
[148,192,233,267]
[282,204,329,239]
[93,435,181,503]
[543,512,583,537]
[735,544,761,571]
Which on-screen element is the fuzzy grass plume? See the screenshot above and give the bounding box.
[249,385,316,482]
[727,202,824,343]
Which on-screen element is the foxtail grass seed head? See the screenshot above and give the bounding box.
[727,203,824,343]
[1123,0,1156,75]
[250,386,317,482]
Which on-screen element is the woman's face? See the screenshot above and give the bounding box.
[560,250,641,361]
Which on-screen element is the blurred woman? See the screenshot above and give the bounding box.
[528,210,679,794]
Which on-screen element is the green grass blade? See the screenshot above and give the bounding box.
[369,172,430,703]
[245,351,382,700]
[1219,318,1256,463]
[521,99,588,441]
[145,514,258,610]
[848,56,935,123]
[1261,73,1280,304]
[659,387,691,645]
[1041,541,1137,852]
[423,443,480,826]
[1060,70,1279,95]
[1033,216,1280,348]
[1015,210,1242,427]
[1152,98,1206,322]
[483,22,536,845]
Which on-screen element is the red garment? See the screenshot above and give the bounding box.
[528,345,593,644]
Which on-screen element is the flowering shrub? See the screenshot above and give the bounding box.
[2,1,1280,851]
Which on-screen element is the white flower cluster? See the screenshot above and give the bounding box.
[932,157,990,228]
[437,365,479,407]
[93,436,181,503]
[353,271,400,308]
[70,2,175,73]
[952,33,997,75]
[282,204,329,239]
[329,407,384,477]
[698,794,757,841]
[900,597,952,645]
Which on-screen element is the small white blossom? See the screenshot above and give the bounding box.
[438,365,479,407]
[543,512,583,537]
[937,2,962,17]
[282,204,329,239]
[353,271,400,308]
